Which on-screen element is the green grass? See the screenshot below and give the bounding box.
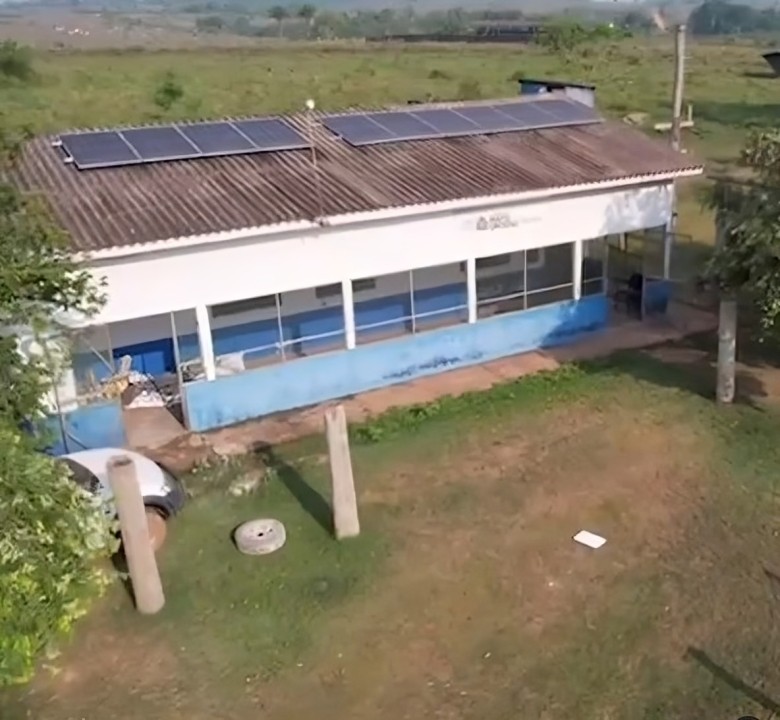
[6,343,780,719]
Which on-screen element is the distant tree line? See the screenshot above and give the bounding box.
[190,5,656,42]
[688,0,780,35]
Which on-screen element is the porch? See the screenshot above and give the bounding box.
[46,229,696,453]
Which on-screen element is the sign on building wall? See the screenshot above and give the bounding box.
[474,212,542,231]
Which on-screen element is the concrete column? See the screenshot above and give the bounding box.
[573,239,583,300]
[195,304,216,381]
[663,222,674,280]
[466,257,477,323]
[108,455,165,614]
[342,279,356,349]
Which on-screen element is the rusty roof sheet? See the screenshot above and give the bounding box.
[13,97,703,253]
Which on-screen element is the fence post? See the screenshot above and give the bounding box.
[108,455,165,614]
[325,405,360,540]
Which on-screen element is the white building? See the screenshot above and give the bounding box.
[15,94,703,453]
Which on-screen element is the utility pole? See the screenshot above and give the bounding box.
[664,24,686,281]
[670,24,686,153]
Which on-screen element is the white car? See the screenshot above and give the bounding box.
[60,447,186,521]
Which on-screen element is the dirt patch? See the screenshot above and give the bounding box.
[23,607,181,715]
[255,401,711,719]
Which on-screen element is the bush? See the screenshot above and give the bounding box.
[0,41,34,82]
[0,425,115,685]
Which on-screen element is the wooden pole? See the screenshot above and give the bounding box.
[108,455,165,614]
[325,405,360,540]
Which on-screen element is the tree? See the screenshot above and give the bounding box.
[268,5,290,38]
[195,14,225,33]
[707,130,780,403]
[688,0,780,35]
[297,3,317,37]
[538,20,590,54]
[0,127,114,685]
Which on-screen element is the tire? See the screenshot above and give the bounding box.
[234,519,286,556]
[145,508,168,553]
[143,473,187,519]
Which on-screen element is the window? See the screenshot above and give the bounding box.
[411,262,467,333]
[315,283,342,299]
[211,294,278,319]
[526,248,544,269]
[352,278,377,293]
[476,254,511,270]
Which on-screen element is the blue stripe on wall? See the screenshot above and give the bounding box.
[77,282,469,380]
[183,295,608,433]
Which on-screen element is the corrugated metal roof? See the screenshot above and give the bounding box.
[13,96,703,253]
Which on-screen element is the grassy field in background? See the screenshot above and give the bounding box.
[6,342,780,719]
[0,37,777,241]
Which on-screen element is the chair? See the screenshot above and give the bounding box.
[612,272,644,318]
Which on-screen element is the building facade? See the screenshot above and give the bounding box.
[13,96,703,452]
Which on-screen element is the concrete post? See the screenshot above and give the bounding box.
[342,279,356,349]
[325,405,360,539]
[466,257,477,323]
[195,304,216,381]
[716,297,737,405]
[108,455,165,615]
[573,239,583,300]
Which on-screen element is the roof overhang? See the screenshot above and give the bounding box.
[76,167,703,264]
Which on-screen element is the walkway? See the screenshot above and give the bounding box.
[145,302,716,470]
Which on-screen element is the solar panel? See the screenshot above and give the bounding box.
[232,118,309,150]
[535,99,601,125]
[122,126,200,162]
[58,116,310,170]
[455,106,519,133]
[59,131,139,169]
[178,122,255,154]
[363,111,440,140]
[321,114,395,145]
[411,109,481,135]
[493,102,559,128]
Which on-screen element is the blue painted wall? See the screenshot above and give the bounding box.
[184,295,608,432]
[75,283,469,380]
[41,400,126,456]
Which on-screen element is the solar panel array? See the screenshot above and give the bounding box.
[57,118,310,170]
[55,98,603,170]
[321,98,602,147]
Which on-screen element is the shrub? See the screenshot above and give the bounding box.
[0,426,115,685]
[0,41,34,82]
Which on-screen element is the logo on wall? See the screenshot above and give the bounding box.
[474,212,540,231]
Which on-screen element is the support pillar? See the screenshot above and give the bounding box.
[466,257,477,323]
[108,455,165,615]
[342,279,356,349]
[573,239,583,300]
[195,304,216,381]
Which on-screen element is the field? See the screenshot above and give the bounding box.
[3,35,780,719]
[1,36,779,240]
[6,337,780,719]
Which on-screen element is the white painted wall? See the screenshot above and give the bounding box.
[89,183,673,326]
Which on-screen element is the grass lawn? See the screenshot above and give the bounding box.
[5,341,780,719]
